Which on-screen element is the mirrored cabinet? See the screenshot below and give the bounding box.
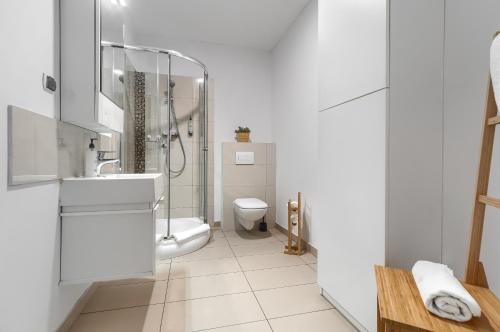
[61,0,125,133]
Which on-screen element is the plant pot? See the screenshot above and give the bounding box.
[236,132,250,142]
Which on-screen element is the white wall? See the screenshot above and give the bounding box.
[387,0,445,270]
[0,1,90,331]
[124,34,273,222]
[442,0,500,293]
[271,1,318,246]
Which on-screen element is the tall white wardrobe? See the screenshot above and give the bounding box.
[316,1,446,331]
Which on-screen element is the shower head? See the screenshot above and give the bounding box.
[164,80,176,104]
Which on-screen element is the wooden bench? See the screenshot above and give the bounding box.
[375,266,500,331]
[375,35,500,332]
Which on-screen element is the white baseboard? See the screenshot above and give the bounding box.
[320,287,368,332]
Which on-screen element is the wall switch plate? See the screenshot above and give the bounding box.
[235,151,254,165]
[42,73,57,93]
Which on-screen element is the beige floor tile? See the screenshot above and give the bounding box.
[83,281,167,313]
[205,236,230,248]
[225,231,281,247]
[155,262,172,280]
[308,263,317,271]
[273,232,288,243]
[231,242,284,257]
[268,228,288,243]
[254,284,332,318]
[102,263,171,286]
[160,258,172,264]
[172,245,234,263]
[269,309,356,332]
[203,321,272,331]
[300,252,317,264]
[224,229,274,238]
[161,292,265,331]
[212,230,226,238]
[70,304,163,332]
[166,272,251,302]
[170,258,241,279]
[236,253,305,271]
[244,265,316,291]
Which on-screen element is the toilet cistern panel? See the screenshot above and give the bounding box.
[235,151,254,165]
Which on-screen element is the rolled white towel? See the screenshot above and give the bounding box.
[491,34,500,109]
[173,224,210,243]
[412,261,481,322]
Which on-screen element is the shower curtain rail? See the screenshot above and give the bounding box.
[101,40,209,74]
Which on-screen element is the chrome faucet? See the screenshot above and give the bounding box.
[96,151,120,176]
[96,159,120,176]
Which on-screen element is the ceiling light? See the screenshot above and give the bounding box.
[113,69,124,76]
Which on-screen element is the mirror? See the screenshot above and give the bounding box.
[100,0,126,109]
[8,106,59,186]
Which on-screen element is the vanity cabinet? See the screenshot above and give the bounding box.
[60,207,158,284]
[60,0,124,133]
[59,174,163,284]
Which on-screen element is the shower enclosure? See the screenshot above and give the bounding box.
[101,41,211,259]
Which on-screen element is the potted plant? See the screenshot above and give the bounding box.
[234,126,251,142]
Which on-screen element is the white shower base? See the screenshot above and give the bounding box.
[156,217,210,260]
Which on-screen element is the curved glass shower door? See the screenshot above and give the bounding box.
[159,55,209,235]
[101,40,210,258]
[120,47,208,243]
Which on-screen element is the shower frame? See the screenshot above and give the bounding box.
[101,41,209,234]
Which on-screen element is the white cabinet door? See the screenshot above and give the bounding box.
[318,0,388,111]
[61,210,156,284]
[317,90,387,331]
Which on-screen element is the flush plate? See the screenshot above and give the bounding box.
[235,151,255,165]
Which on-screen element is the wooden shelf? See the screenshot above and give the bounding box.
[487,115,500,126]
[375,266,500,331]
[478,195,500,208]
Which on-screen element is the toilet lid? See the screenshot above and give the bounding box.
[233,198,268,209]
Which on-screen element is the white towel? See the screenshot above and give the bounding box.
[490,34,500,109]
[172,224,210,243]
[412,261,481,322]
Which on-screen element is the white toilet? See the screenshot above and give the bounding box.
[233,198,268,230]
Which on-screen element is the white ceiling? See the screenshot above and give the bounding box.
[105,0,310,50]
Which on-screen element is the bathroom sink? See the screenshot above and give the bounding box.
[60,173,164,207]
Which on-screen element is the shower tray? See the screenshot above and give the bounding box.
[156,217,211,260]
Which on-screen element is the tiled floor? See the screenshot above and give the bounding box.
[69,228,356,332]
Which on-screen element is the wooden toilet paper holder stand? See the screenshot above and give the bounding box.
[284,192,304,256]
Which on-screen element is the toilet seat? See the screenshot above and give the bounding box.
[233,198,268,209]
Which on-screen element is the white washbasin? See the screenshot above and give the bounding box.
[60,173,164,207]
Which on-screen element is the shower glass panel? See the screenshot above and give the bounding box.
[121,48,161,175]
[120,46,208,241]
[165,56,208,225]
